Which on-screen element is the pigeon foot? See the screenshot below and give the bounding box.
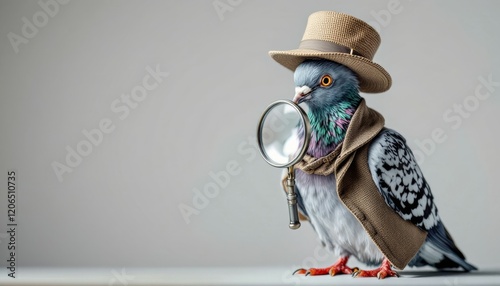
[352,258,399,279]
[293,256,357,276]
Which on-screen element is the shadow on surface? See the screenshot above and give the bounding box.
[400,270,500,278]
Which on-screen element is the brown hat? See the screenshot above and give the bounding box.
[269,11,392,93]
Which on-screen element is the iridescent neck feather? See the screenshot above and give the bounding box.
[307,90,361,158]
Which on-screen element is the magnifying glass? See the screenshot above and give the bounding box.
[257,100,311,229]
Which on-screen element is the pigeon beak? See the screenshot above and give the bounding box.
[293,86,312,104]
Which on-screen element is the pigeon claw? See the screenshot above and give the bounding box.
[352,259,399,279]
[292,268,307,275]
[304,268,328,276]
[329,265,358,276]
[377,269,400,279]
[346,267,359,277]
[353,269,398,279]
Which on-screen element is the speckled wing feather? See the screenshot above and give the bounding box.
[367,128,440,231]
[367,128,477,271]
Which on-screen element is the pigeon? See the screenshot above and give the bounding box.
[290,59,477,278]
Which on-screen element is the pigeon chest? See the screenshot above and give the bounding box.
[295,169,384,265]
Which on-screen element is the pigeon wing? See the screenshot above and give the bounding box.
[367,128,439,231]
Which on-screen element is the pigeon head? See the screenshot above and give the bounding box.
[293,59,363,157]
[293,59,361,110]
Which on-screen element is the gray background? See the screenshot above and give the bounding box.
[0,0,499,270]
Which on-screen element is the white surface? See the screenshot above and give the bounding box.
[0,0,499,271]
[0,267,499,286]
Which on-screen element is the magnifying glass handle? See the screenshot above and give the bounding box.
[287,166,301,229]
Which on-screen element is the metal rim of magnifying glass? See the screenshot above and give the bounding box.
[257,99,311,168]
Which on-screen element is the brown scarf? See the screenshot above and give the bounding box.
[282,99,427,269]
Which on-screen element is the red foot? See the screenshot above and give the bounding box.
[293,256,358,276]
[352,259,399,279]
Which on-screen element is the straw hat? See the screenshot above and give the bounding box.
[269,11,392,93]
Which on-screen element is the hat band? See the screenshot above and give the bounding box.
[299,39,363,58]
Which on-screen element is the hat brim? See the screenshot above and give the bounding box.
[269,49,392,93]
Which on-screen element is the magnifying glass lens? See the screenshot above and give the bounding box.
[257,100,310,168]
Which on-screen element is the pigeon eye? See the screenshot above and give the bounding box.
[320,75,333,87]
